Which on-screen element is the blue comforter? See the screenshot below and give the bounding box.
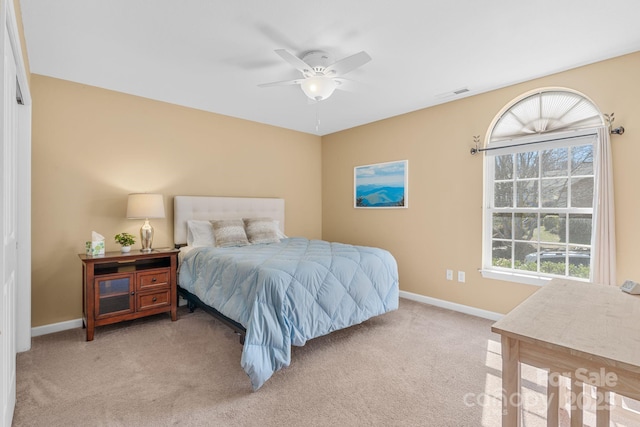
[178,237,399,390]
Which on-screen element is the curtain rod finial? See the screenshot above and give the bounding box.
[470,135,480,155]
[604,113,624,135]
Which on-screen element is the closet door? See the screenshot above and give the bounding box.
[0,25,18,427]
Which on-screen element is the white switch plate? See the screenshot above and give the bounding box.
[446,270,453,281]
[458,271,465,283]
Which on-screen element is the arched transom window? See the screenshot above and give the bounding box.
[489,89,604,142]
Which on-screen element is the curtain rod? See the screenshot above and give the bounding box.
[470,125,625,156]
[470,132,596,155]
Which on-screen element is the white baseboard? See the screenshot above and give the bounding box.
[399,290,503,321]
[31,318,83,337]
[30,295,498,338]
[31,297,189,338]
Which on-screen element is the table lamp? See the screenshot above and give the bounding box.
[126,193,165,252]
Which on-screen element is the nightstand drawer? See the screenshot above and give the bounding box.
[137,269,169,291]
[137,290,170,311]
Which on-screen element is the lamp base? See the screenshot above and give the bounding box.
[140,219,154,252]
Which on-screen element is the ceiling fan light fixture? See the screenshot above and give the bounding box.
[301,76,337,101]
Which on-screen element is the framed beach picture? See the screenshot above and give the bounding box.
[354,160,408,208]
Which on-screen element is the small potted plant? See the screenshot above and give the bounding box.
[114,232,136,253]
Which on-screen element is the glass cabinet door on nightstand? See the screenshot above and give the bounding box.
[94,273,134,319]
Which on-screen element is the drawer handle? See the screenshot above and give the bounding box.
[152,297,157,302]
[152,278,157,282]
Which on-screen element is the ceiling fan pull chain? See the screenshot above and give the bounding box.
[316,103,320,132]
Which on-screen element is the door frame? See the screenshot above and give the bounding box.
[6,0,32,354]
[1,1,31,425]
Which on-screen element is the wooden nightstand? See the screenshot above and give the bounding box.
[79,249,179,341]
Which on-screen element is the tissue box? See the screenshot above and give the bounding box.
[85,240,105,256]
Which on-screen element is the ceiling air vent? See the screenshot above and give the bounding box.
[435,87,470,99]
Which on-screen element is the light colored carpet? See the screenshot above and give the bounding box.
[15,299,636,426]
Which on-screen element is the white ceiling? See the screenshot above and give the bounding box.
[20,0,640,136]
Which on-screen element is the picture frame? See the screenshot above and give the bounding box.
[354,160,408,208]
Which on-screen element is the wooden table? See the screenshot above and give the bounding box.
[491,279,640,426]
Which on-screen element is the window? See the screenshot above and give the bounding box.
[482,89,605,286]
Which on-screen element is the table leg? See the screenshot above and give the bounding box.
[501,336,521,427]
[571,379,583,427]
[596,390,610,427]
[547,371,559,427]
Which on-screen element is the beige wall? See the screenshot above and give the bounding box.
[30,52,640,327]
[322,52,640,314]
[31,75,322,327]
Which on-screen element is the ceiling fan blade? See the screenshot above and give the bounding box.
[258,78,304,88]
[256,24,300,52]
[324,51,371,76]
[332,78,356,92]
[274,49,313,75]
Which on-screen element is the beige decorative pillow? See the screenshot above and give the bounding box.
[243,218,281,244]
[210,219,249,247]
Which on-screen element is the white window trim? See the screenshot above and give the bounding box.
[481,129,597,286]
[480,269,552,287]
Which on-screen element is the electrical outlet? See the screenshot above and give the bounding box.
[458,271,465,283]
[446,269,453,281]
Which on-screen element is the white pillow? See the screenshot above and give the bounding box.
[274,220,287,239]
[186,220,215,247]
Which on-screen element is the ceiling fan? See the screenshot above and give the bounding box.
[258,49,371,101]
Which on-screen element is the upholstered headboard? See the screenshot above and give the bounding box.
[173,196,285,246]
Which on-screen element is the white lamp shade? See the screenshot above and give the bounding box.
[126,193,166,219]
[301,76,337,101]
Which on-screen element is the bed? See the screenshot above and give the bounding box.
[174,196,399,390]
